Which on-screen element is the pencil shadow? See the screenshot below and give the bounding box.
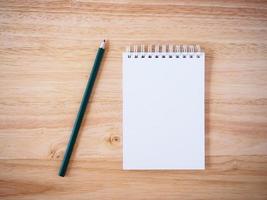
[66,42,109,176]
[204,46,214,170]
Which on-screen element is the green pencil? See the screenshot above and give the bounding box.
[59,40,106,177]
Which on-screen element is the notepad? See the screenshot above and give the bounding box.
[123,44,205,170]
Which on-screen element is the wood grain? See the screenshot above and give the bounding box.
[0,0,267,199]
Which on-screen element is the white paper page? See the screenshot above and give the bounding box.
[123,52,205,170]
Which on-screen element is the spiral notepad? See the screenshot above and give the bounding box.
[123,44,205,170]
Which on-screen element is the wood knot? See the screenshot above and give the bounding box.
[106,134,121,148]
[110,135,120,144]
[49,149,63,160]
[48,141,66,160]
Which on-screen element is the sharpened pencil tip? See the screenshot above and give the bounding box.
[100,40,106,49]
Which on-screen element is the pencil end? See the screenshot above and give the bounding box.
[58,166,66,177]
[100,40,106,49]
[58,171,65,177]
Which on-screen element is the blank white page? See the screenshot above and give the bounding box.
[123,49,205,170]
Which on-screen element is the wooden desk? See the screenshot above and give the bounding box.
[0,0,266,199]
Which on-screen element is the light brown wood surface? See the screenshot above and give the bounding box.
[0,0,267,199]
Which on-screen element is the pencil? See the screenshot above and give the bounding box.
[58,40,106,177]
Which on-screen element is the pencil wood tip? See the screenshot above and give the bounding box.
[100,40,106,49]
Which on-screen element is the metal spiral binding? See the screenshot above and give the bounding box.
[126,44,202,58]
